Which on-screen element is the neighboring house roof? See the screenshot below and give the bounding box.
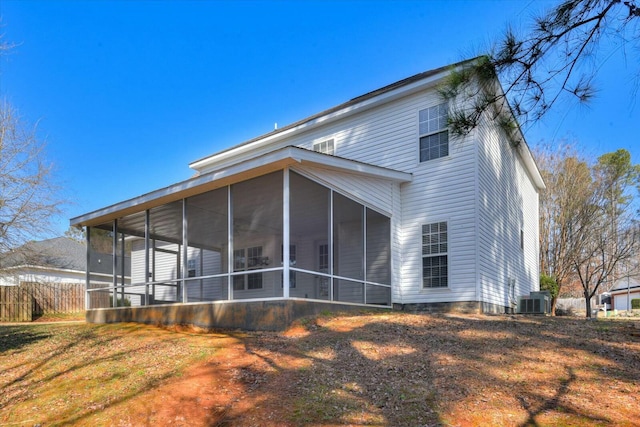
[610,278,640,293]
[0,237,86,271]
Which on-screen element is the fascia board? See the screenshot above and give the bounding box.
[289,147,412,182]
[486,78,546,191]
[70,154,296,227]
[516,142,546,191]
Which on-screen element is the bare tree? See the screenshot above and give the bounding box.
[0,102,63,260]
[440,0,640,137]
[569,150,639,316]
[537,144,593,314]
[537,145,639,316]
[570,197,638,316]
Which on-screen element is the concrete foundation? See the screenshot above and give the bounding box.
[86,298,388,331]
[87,299,514,331]
[393,300,511,314]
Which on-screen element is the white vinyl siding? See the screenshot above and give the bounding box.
[397,147,478,304]
[185,249,226,301]
[476,112,539,308]
[188,81,539,309]
[292,164,394,215]
[285,90,478,305]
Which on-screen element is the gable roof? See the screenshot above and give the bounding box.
[611,278,640,292]
[70,146,412,228]
[0,237,86,271]
[71,58,545,228]
[189,59,475,172]
[188,57,544,191]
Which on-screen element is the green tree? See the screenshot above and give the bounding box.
[440,0,640,137]
[540,274,560,300]
[64,226,86,243]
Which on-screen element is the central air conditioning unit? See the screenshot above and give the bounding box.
[517,291,551,314]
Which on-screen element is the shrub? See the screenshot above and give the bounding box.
[554,306,576,317]
[632,299,640,309]
[540,274,559,299]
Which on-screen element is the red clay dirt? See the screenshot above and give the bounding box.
[74,313,640,426]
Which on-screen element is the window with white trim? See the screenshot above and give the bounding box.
[313,139,335,155]
[233,246,264,290]
[422,222,448,288]
[419,103,448,162]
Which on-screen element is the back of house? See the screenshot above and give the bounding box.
[71,58,544,329]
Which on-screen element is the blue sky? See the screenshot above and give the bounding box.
[1,0,638,235]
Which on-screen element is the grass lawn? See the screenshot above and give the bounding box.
[1,313,639,426]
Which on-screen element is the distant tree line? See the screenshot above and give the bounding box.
[536,145,639,316]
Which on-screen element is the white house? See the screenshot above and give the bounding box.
[0,237,88,287]
[0,237,114,318]
[71,59,545,329]
[0,237,117,288]
[610,278,640,311]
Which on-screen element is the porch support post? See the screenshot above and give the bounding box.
[144,210,150,306]
[182,198,188,303]
[329,190,334,302]
[363,206,367,305]
[120,229,125,302]
[228,185,233,300]
[112,219,118,308]
[283,168,290,298]
[199,247,204,301]
[85,226,91,310]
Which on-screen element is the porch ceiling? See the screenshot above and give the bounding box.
[70,146,412,228]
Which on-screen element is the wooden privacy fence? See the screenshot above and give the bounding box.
[0,286,32,321]
[0,282,85,322]
[556,297,589,314]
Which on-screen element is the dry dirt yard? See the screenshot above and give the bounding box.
[1,312,639,426]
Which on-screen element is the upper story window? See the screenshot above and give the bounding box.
[422,221,448,288]
[313,139,335,155]
[419,103,449,162]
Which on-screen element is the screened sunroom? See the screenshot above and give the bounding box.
[72,147,411,318]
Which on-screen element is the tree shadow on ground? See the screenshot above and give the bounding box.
[230,313,639,426]
[0,325,52,353]
[0,323,223,426]
[3,315,638,426]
